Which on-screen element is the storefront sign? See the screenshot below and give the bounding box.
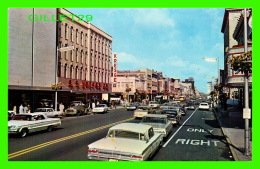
[113,53,117,83]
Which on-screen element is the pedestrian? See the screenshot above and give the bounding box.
[23,104,28,113]
[13,106,17,114]
[19,104,23,114]
[28,105,31,113]
[92,101,96,110]
[59,103,64,113]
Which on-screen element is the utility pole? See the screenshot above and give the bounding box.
[243,8,251,156]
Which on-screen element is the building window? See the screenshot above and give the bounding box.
[81,50,84,63]
[85,68,88,80]
[71,50,74,61]
[71,27,74,42]
[113,84,116,87]
[64,64,67,78]
[64,44,68,60]
[85,33,88,47]
[65,24,68,39]
[76,29,79,44]
[76,48,78,63]
[81,32,84,46]
[75,66,78,79]
[70,66,73,79]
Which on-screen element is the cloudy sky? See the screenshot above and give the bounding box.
[68,8,225,93]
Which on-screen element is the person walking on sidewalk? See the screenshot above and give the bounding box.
[19,104,24,114]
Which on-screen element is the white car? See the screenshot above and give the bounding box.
[134,106,155,119]
[159,103,173,109]
[88,123,163,161]
[92,104,109,114]
[199,102,210,110]
[33,108,63,118]
[8,113,61,137]
[148,101,160,108]
[140,114,172,138]
[126,103,140,111]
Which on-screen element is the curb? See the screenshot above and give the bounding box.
[212,108,239,161]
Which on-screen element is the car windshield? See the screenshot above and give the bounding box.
[149,102,157,104]
[13,115,33,121]
[162,103,171,106]
[200,103,208,106]
[35,108,47,112]
[168,107,179,110]
[137,107,148,110]
[129,103,136,106]
[142,117,166,124]
[163,110,178,115]
[96,105,105,107]
[8,112,14,116]
[107,129,145,140]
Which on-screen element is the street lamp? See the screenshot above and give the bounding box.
[54,46,74,111]
[203,57,220,84]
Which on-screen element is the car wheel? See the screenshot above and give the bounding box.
[47,126,53,132]
[19,128,28,138]
[76,112,80,116]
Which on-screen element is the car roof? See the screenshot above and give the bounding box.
[143,114,167,118]
[109,123,151,133]
[29,112,46,115]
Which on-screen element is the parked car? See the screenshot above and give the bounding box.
[161,109,182,126]
[140,114,172,138]
[148,101,160,108]
[8,113,61,137]
[126,103,140,111]
[92,104,109,114]
[134,106,156,119]
[87,123,163,161]
[33,108,63,118]
[64,106,89,116]
[159,103,173,109]
[199,102,210,110]
[8,111,16,121]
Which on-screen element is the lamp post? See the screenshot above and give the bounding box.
[243,8,250,156]
[54,46,74,111]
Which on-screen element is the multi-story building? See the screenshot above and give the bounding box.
[8,8,57,111]
[221,8,252,102]
[8,8,112,111]
[57,8,112,107]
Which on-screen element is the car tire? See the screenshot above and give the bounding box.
[76,112,80,116]
[47,126,53,132]
[19,128,28,138]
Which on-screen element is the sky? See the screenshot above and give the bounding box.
[68,8,225,93]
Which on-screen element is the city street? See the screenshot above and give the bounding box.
[8,107,233,161]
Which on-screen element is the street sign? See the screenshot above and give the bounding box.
[243,108,251,119]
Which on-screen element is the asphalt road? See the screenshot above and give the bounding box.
[8,107,234,161]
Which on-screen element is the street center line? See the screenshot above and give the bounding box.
[163,108,198,147]
[8,117,134,159]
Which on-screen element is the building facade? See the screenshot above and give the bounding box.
[221,8,252,102]
[57,8,112,107]
[8,8,57,111]
[8,8,113,111]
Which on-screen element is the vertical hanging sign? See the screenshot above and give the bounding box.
[113,53,117,83]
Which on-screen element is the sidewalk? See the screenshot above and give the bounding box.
[213,106,252,161]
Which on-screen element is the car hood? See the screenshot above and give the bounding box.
[88,137,147,154]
